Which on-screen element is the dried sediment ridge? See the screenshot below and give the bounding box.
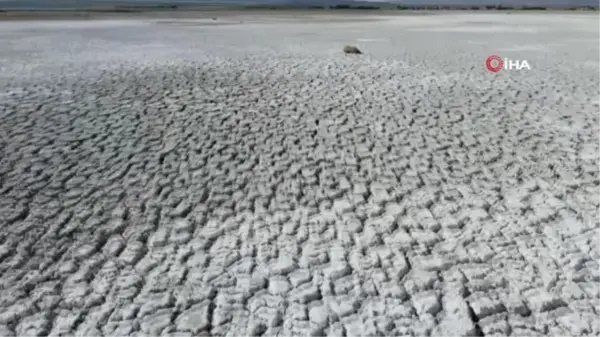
[0,12,598,337]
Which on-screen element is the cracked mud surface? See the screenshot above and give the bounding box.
[0,12,599,337]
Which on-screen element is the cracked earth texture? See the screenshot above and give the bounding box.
[0,12,599,337]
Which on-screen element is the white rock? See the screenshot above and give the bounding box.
[470,296,506,319]
[524,288,567,313]
[411,291,441,316]
[175,301,211,334]
[268,277,291,295]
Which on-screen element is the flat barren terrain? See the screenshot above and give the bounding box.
[0,11,598,337]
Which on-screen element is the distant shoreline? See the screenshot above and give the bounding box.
[1,3,598,12]
[0,4,597,21]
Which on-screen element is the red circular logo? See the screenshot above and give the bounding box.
[486,55,503,73]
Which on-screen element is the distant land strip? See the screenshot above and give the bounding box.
[0,2,598,12]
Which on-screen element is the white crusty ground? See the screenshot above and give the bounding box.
[0,12,598,337]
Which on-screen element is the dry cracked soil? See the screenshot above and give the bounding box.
[0,11,599,337]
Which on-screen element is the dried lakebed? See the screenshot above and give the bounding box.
[0,12,598,337]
